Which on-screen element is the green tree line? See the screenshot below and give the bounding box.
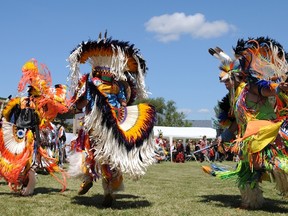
[134,97,192,127]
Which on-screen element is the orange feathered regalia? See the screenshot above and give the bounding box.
[0,59,68,195]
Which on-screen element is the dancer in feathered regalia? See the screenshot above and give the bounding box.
[0,59,68,195]
[67,32,156,207]
[205,37,288,209]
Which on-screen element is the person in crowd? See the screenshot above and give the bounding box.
[175,140,185,163]
[184,140,193,161]
[199,136,208,162]
[171,140,177,162]
[208,140,215,161]
[194,140,202,161]
[185,141,191,155]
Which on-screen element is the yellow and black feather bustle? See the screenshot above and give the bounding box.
[2,97,21,122]
[92,87,156,151]
[86,91,157,177]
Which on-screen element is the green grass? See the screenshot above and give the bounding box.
[0,161,288,216]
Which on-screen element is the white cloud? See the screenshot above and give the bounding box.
[145,12,236,42]
[197,108,210,113]
[178,108,210,115]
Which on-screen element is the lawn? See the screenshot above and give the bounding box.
[0,161,287,216]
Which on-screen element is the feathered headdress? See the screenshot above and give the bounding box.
[18,59,52,96]
[209,46,243,82]
[209,46,245,121]
[67,31,148,101]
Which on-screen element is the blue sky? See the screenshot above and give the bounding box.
[1,1,288,120]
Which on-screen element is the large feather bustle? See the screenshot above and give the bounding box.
[233,37,288,82]
[2,97,21,122]
[0,120,33,186]
[233,37,285,58]
[218,93,235,127]
[85,86,156,150]
[84,95,156,178]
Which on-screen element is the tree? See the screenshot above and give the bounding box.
[134,97,192,127]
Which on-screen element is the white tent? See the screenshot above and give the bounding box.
[153,126,217,162]
[153,126,216,140]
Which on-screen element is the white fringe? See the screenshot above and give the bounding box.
[67,151,86,179]
[67,46,82,95]
[239,183,264,209]
[85,100,155,179]
[133,54,148,99]
[272,168,288,197]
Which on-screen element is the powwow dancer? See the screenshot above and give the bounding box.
[67,32,156,207]
[0,59,68,195]
[204,37,288,209]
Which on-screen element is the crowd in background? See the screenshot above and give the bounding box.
[154,135,238,163]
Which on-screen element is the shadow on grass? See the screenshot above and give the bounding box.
[0,187,70,197]
[0,191,14,195]
[199,194,288,213]
[71,193,151,209]
[0,181,8,185]
[34,187,71,195]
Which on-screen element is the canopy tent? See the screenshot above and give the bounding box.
[153,126,217,162]
[153,126,217,140]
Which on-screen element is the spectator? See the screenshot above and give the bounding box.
[199,136,208,162]
[185,142,191,155]
[175,140,185,163]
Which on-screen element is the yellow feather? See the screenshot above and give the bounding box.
[2,97,20,121]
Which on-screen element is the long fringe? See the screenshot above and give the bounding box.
[272,168,288,196]
[86,101,156,178]
[38,147,68,192]
[239,183,264,209]
[67,151,86,179]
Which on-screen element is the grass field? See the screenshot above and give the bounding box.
[0,161,288,216]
